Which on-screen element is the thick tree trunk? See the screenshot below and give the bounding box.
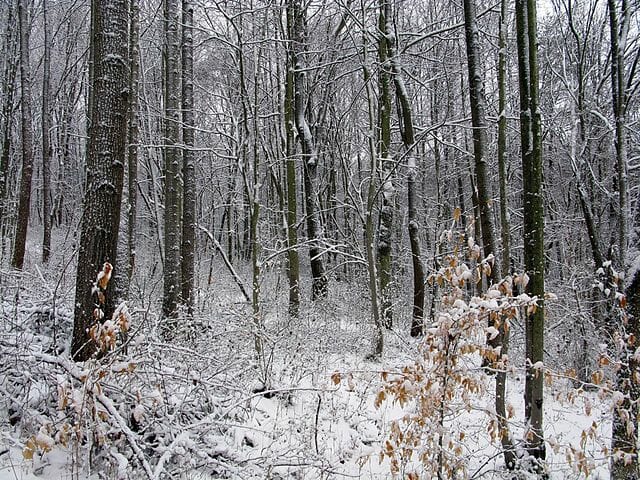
[12,0,34,270]
[181,0,195,314]
[71,0,129,361]
[162,0,183,328]
[0,3,17,236]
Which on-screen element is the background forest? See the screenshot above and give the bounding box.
[1,0,640,478]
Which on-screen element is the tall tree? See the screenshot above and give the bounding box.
[0,1,17,235]
[12,0,34,270]
[126,0,140,288]
[284,3,300,317]
[376,0,394,328]
[608,2,639,477]
[71,0,129,361]
[494,0,516,470]
[463,0,515,469]
[162,0,183,327]
[383,0,425,337]
[41,0,52,263]
[181,0,195,313]
[515,0,546,468]
[289,0,328,300]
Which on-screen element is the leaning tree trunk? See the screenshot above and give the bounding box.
[12,0,34,270]
[290,0,328,300]
[516,0,546,469]
[71,0,129,361]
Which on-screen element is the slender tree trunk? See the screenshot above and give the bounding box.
[181,0,195,314]
[71,0,129,361]
[41,0,52,263]
[384,1,425,337]
[607,0,629,271]
[290,0,327,300]
[162,0,183,328]
[497,0,511,279]
[462,0,501,282]
[608,1,638,477]
[126,0,140,288]
[376,0,394,328]
[516,0,546,469]
[495,0,517,469]
[284,5,300,317]
[12,0,34,270]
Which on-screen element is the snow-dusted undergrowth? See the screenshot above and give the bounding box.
[0,241,615,479]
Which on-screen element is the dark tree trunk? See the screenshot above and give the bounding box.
[181,0,195,314]
[162,0,183,328]
[290,0,327,300]
[71,0,129,361]
[42,0,52,263]
[12,0,34,270]
[284,5,300,317]
[516,0,546,468]
[126,0,140,290]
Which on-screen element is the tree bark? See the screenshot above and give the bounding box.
[12,0,34,270]
[290,0,328,300]
[42,0,52,263]
[384,1,425,337]
[162,0,183,328]
[71,0,129,361]
[181,0,196,314]
[516,0,546,468]
[126,0,140,290]
[376,0,394,328]
[284,4,300,317]
[0,2,17,236]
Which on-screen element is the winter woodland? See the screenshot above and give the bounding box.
[1,0,640,478]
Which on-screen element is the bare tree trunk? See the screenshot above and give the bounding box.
[42,0,52,263]
[516,0,546,469]
[126,0,140,290]
[162,0,183,329]
[0,2,17,237]
[376,0,394,328]
[12,0,34,270]
[71,0,129,361]
[383,1,425,337]
[284,4,300,317]
[494,0,517,470]
[608,1,639,477]
[290,0,327,300]
[181,0,195,314]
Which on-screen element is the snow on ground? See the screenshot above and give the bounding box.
[0,250,616,479]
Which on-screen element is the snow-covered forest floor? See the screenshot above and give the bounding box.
[0,233,616,479]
